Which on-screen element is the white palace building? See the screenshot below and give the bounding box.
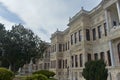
[21,0,120,80]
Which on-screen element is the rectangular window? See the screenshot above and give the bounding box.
[65,59,67,68]
[63,60,64,69]
[94,53,98,60]
[59,44,62,52]
[80,54,83,67]
[71,34,73,45]
[98,25,102,39]
[51,61,53,68]
[53,46,54,52]
[48,63,50,69]
[75,55,78,67]
[107,50,111,66]
[71,56,74,67]
[104,23,107,36]
[51,46,53,53]
[63,44,65,51]
[44,63,47,69]
[92,28,96,40]
[86,29,90,41]
[54,60,56,68]
[74,32,77,43]
[58,60,62,69]
[55,44,56,52]
[53,45,55,52]
[113,21,117,26]
[87,53,91,61]
[66,42,67,51]
[68,41,69,50]
[78,30,82,41]
[100,52,105,60]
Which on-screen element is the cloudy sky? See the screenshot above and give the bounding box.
[0,0,102,42]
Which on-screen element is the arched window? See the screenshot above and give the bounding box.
[118,43,120,62]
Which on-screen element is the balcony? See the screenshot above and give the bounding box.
[109,25,120,40]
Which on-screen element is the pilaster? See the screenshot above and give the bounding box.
[105,9,110,32]
[116,1,120,22]
[105,9,115,66]
[109,41,115,66]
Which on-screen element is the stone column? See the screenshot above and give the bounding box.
[116,1,120,23]
[105,9,110,32]
[82,52,86,68]
[105,9,115,66]
[68,51,72,80]
[109,41,115,66]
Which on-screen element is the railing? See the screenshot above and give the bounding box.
[111,25,120,32]
[109,25,120,40]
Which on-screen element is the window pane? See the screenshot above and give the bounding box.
[92,28,96,40]
[86,29,90,41]
[98,25,102,39]
[104,23,107,36]
[80,54,83,67]
[74,32,77,43]
[78,30,82,41]
[71,34,73,45]
[94,53,98,60]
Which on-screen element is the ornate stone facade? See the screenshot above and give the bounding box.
[21,0,120,80]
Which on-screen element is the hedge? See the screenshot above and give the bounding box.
[33,70,55,78]
[0,68,14,80]
[25,74,48,80]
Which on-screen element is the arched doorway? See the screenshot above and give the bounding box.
[117,73,120,80]
[117,43,120,62]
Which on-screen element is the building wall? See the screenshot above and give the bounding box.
[38,0,120,80]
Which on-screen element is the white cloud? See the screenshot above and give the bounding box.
[0,0,102,42]
[0,16,15,30]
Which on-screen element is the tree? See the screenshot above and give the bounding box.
[82,60,108,80]
[0,23,9,67]
[0,24,48,72]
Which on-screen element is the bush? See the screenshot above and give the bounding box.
[82,60,108,80]
[25,76,34,80]
[48,78,57,80]
[33,74,48,80]
[0,68,14,80]
[33,70,55,78]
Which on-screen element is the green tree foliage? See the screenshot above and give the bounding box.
[33,70,56,78]
[82,60,108,80]
[0,23,9,68]
[0,23,48,72]
[0,68,15,80]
